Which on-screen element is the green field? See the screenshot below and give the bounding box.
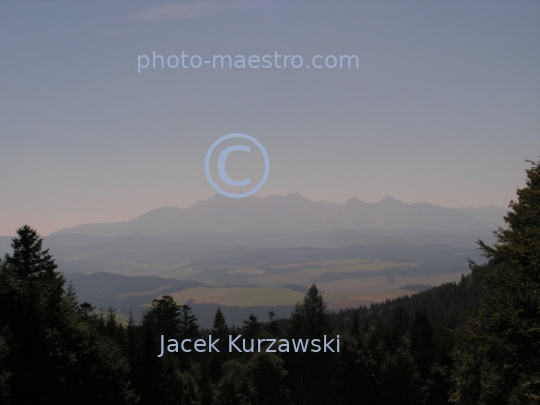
[144,254,468,310]
[246,261,416,286]
[160,271,465,309]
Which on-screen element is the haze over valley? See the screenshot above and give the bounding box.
[0,194,505,327]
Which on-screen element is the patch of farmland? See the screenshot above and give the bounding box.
[168,286,305,307]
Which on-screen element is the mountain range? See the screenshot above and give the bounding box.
[51,193,506,236]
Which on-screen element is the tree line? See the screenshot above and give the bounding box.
[0,159,538,404]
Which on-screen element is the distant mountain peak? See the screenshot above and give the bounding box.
[379,196,404,205]
[194,193,262,207]
[50,193,498,236]
[344,197,362,205]
[286,192,306,199]
[263,192,314,207]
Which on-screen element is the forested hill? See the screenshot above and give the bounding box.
[331,268,486,334]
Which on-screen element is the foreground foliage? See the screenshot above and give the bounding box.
[451,160,540,405]
[0,225,476,405]
[0,225,135,404]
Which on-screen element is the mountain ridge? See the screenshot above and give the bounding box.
[50,194,506,237]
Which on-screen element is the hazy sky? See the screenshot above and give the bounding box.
[1,0,539,236]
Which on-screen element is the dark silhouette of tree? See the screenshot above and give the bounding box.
[212,306,229,339]
[211,306,229,362]
[145,295,181,337]
[213,353,289,405]
[179,303,199,339]
[243,313,261,339]
[266,310,281,338]
[0,225,136,404]
[133,295,203,405]
[286,284,335,405]
[247,353,289,405]
[452,159,540,404]
[386,306,410,351]
[213,360,252,405]
[125,310,136,366]
[349,309,360,338]
[378,347,424,405]
[79,302,94,319]
[409,307,434,377]
[0,327,11,402]
[289,284,333,338]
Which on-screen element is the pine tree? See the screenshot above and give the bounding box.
[409,307,434,378]
[125,310,136,366]
[452,159,540,404]
[79,301,95,319]
[0,225,136,404]
[266,310,281,338]
[349,309,360,338]
[209,307,229,382]
[0,226,67,401]
[212,307,229,340]
[0,327,11,402]
[286,284,334,405]
[247,353,290,405]
[65,280,79,310]
[145,295,181,337]
[289,284,332,338]
[243,314,261,339]
[211,306,229,351]
[386,307,410,351]
[213,360,252,405]
[179,304,199,339]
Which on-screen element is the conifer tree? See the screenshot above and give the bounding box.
[243,314,261,339]
[289,284,332,338]
[266,310,281,338]
[452,159,540,404]
[409,308,434,377]
[0,328,11,402]
[386,307,410,351]
[286,284,334,405]
[349,309,361,338]
[0,225,136,404]
[145,295,181,337]
[125,310,136,366]
[211,306,229,340]
[211,306,229,352]
[179,303,199,339]
[209,307,229,382]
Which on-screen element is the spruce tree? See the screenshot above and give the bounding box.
[289,284,332,338]
[452,159,540,404]
[0,327,11,402]
[179,303,199,339]
[349,309,361,338]
[209,307,229,381]
[145,295,181,337]
[0,225,136,404]
[211,306,229,351]
[409,308,434,377]
[243,314,261,339]
[286,284,334,405]
[266,310,281,338]
[212,306,229,340]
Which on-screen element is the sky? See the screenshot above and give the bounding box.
[1,0,539,236]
